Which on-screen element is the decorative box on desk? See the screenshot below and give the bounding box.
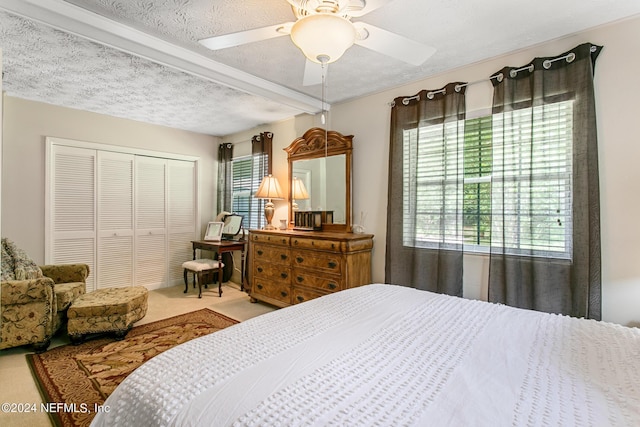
[248,229,374,308]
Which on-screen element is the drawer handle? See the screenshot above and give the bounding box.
[297,296,304,302]
[282,239,287,244]
[328,261,337,268]
[280,254,288,260]
[281,272,288,279]
[257,284,263,290]
[296,276,304,283]
[296,256,304,263]
[328,283,337,290]
[331,243,335,249]
[257,267,263,273]
[294,239,299,245]
[281,291,288,297]
[257,250,263,256]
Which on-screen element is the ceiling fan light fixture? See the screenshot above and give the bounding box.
[290,13,356,64]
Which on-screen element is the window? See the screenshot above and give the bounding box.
[463,116,492,248]
[402,121,464,249]
[403,100,573,258]
[231,155,265,230]
[492,101,573,258]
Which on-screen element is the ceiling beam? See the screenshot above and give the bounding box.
[0,0,325,114]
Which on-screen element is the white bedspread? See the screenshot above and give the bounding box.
[92,284,640,426]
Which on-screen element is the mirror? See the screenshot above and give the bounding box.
[222,214,243,239]
[285,128,353,232]
[292,155,346,222]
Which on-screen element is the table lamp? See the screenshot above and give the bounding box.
[255,174,284,230]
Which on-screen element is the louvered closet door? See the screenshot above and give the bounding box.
[49,145,96,291]
[168,160,197,285]
[97,151,134,289]
[135,156,167,288]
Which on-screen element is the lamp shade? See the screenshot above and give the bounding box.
[290,13,356,64]
[255,175,284,200]
[291,177,309,200]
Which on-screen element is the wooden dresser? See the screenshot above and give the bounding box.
[249,229,374,307]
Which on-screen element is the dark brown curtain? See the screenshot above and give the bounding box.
[252,132,273,174]
[250,132,273,229]
[217,142,233,213]
[488,43,602,319]
[385,83,466,296]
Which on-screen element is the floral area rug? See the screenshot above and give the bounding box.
[26,308,239,427]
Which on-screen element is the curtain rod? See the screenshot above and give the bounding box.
[390,46,596,107]
[390,73,504,107]
[220,139,251,147]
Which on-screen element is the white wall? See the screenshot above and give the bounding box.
[227,16,640,326]
[2,97,219,264]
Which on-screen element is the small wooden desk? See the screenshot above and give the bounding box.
[191,239,248,291]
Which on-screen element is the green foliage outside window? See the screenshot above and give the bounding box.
[463,116,492,246]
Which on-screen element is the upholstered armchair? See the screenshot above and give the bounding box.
[0,239,90,352]
[40,264,90,333]
[0,276,57,352]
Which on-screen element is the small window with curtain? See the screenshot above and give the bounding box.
[402,99,573,259]
[219,132,272,231]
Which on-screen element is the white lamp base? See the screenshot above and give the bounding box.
[263,199,276,230]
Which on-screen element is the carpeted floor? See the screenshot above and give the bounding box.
[26,308,239,427]
[0,283,274,427]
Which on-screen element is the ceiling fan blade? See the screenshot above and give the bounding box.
[353,22,436,66]
[198,22,294,50]
[303,59,324,86]
[345,0,392,17]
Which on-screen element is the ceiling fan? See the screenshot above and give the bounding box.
[198,0,436,86]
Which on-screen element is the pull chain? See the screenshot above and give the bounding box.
[318,55,329,158]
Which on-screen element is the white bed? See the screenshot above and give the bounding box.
[91,284,640,426]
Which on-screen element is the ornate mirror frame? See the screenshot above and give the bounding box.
[284,127,353,233]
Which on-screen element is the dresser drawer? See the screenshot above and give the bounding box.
[292,249,342,274]
[253,261,291,282]
[292,286,329,305]
[291,237,342,252]
[252,277,291,304]
[253,244,291,265]
[292,270,342,292]
[251,233,290,246]
[248,229,373,308]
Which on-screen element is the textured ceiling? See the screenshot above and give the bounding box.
[1,0,639,136]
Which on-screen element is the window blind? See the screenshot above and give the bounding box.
[463,116,493,246]
[491,100,573,258]
[232,155,265,230]
[401,100,573,258]
[402,121,464,248]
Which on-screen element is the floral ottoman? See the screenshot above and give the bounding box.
[67,286,148,344]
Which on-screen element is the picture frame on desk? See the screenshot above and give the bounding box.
[204,221,224,241]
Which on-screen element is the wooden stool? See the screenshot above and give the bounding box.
[182,259,224,298]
